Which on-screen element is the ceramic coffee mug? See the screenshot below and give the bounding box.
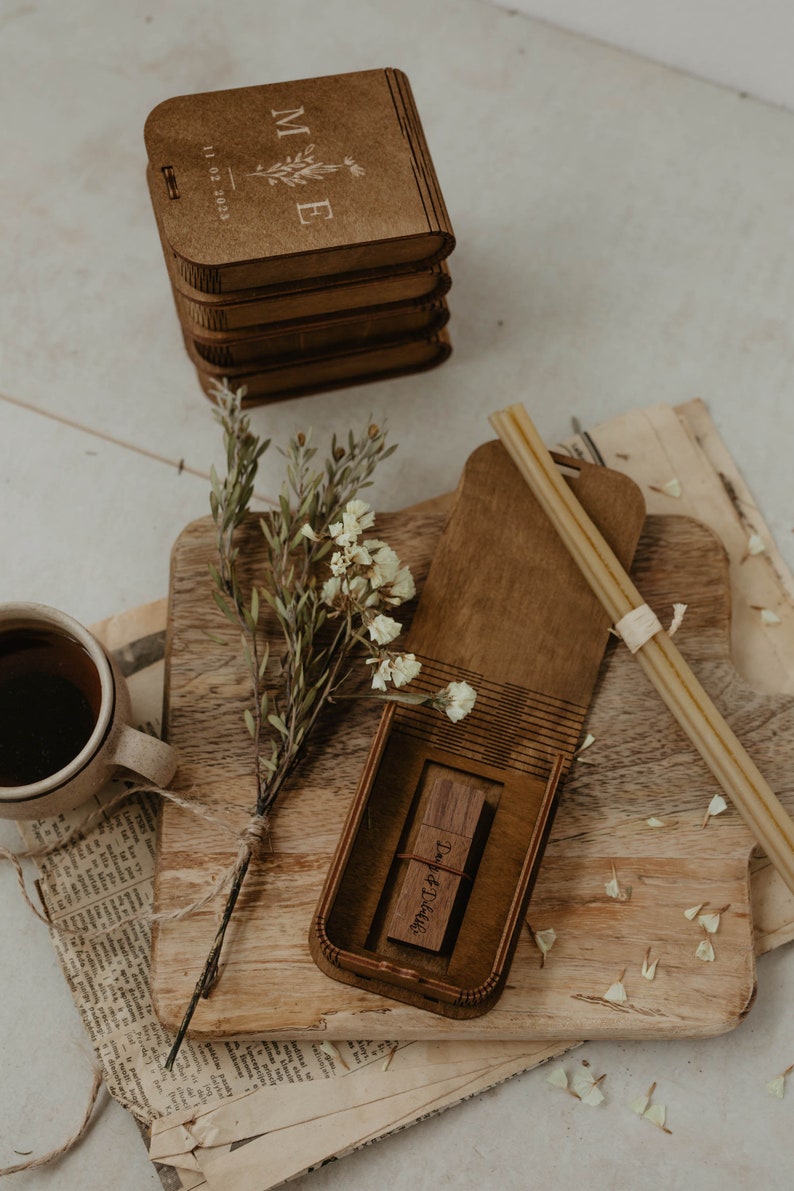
[0,602,177,820]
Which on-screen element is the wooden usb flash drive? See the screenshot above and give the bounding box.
[387,779,489,952]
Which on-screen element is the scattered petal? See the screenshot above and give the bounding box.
[702,794,728,827]
[668,603,687,636]
[747,533,766,556]
[546,1066,569,1090]
[381,1045,398,1072]
[630,1082,672,1133]
[605,862,622,899]
[532,927,557,967]
[767,1065,794,1098]
[643,1103,669,1130]
[576,733,596,755]
[572,1068,606,1106]
[696,939,715,962]
[646,817,666,828]
[320,1041,349,1069]
[684,904,704,920]
[761,609,781,626]
[642,949,659,981]
[698,913,721,934]
[603,973,627,1004]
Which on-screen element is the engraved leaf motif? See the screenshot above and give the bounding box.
[247,144,365,188]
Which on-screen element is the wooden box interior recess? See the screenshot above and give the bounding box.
[309,442,646,1016]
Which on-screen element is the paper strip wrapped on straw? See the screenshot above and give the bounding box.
[489,403,794,898]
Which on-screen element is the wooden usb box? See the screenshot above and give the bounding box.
[144,69,455,403]
[310,443,646,1017]
[144,69,454,292]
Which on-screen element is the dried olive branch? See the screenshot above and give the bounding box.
[164,380,475,1070]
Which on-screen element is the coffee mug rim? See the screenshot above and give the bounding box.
[0,602,116,803]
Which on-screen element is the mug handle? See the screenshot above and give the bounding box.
[110,725,178,788]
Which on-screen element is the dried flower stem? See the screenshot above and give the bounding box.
[165,382,475,1068]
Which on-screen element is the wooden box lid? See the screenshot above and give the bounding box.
[144,69,454,293]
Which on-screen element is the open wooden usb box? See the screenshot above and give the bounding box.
[310,441,646,1017]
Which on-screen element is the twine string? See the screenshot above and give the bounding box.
[0,787,274,1175]
[613,602,687,654]
[0,1064,103,1178]
[1,785,271,939]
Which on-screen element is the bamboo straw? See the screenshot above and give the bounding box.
[490,402,794,897]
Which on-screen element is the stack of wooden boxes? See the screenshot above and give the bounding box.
[144,69,455,405]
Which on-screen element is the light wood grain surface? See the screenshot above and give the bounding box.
[152,499,793,1041]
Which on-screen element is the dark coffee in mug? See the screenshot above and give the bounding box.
[0,626,103,786]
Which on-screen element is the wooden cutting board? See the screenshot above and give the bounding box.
[152,502,794,1042]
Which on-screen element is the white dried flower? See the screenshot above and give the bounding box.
[331,499,376,545]
[330,550,350,577]
[698,912,721,935]
[438,680,477,723]
[646,817,666,828]
[662,478,682,498]
[321,575,342,606]
[747,532,766,556]
[366,542,400,587]
[367,613,402,645]
[695,939,715,962]
[367,657,394,691]
[343,499,376,531]
[348,574,377,606]
[684,904,704,920]
[546,1066,569,1090]
[761,609,781,625]
[384,565,416,606]
[390,653,422,688]
[347,543,372,567]
[301,523,321,541]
